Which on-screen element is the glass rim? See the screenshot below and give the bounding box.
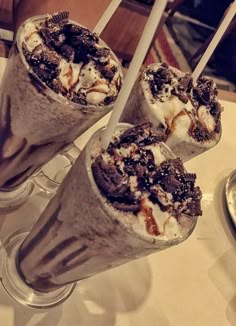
[15,14,123,112]
[84,123,198,248]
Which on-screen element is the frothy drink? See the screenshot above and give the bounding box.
[0,12,122,190]
[18,123,202,293]
[120,63,222,162]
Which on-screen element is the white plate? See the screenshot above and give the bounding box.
[225,169,236,227]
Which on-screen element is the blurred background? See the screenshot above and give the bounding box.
[101,0,236,92]
[0,0,235,91]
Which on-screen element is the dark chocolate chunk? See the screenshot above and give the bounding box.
[40,50,60,68]
[64,25,98,42]
[51,32,66,48]
[138,131,167,146]
[145,63,172,98]
[39,28,55,49]
[186,198,202,216]
[68,34,85,47]
[118,122,152,146]
[104,96,116,105]
[107,123,163,155]
[161,175,181,193]
[24,51,41,66]
[24,46,60,70]
[66,27,99,64]
[138,175,152,190]
[92,156,127,197]
[50,78,66,95]
[101,66,117,81]
[73,43,91,64]
[190,121,213,142]
[92,156,141,212]
[63,23,83,35]
[112,202,140,212]
[60,44,75,61]
[188,77,222,142]
[192,77,217,105]
[32,64,58,84]
[40,17,100,66]
[71,92,87,105]
[91,47,110,65]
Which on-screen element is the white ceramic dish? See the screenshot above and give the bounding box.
[225,169,236,227]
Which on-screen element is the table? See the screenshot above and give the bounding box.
[0,58,235,326]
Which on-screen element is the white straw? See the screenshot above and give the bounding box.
[101,0,168,149]
[93,0,122,36]
[192,0,236,83]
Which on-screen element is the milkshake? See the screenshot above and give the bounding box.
[0,12,123,190]
[120,63,222,162]
[17,123,202,293]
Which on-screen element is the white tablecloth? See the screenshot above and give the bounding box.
[0,58,235,326]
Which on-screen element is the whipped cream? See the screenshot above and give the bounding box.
[20,14,123,107]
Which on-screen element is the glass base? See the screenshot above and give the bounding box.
[0,180,34,213]
[33,145,81,196]
[1,231,76,309]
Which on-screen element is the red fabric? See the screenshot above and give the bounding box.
[156,28,181,69]
[144,51,155,65]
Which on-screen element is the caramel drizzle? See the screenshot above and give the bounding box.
[140,199,160,236]
[64,63,74,86]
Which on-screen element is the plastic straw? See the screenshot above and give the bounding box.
[101,0,168,149]
[93,0,122,36]
[192,0,236,83]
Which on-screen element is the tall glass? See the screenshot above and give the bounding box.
[1,123,199,308]
[0,14,123,211]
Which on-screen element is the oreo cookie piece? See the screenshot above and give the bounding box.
[189,120,214,142]
[33,64,58,84]
[91,47,110,65]
[92,156,141,212]
[46,11,69,25]
[92,156,127,196]
[145,63,172,98]
[60,44,75,61]
[100,66,117,81]
[192,77,218,106]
